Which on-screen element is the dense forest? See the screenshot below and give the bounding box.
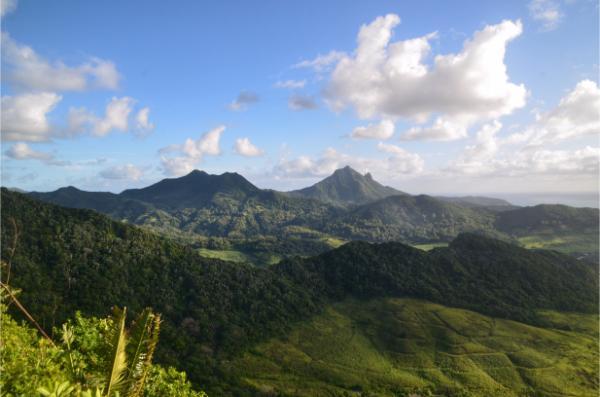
[2,189,598,395]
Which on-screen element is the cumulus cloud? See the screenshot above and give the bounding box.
[275,146,423,179]
[506,80,600,147]
[289,94,318,111]
[135,107,154,133]
[293,51,346,72]
[1,0,17,17]
[67,97,143,137]
[322,15,526,141]
[159,156,197,177]
[93,97,135,136]
[1,92,62,141]
[448,94,599,179]
[1,33,120,91]
[159,125,225,176]
[351,119,395,140]
[100,164,143,181]
[234,137,264,157]
[228,91,259,111]
[4,142,68,166]
[275,79,307,89]
[448,121,503,174]
[529,0,563,31]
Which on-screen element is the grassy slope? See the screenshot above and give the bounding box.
[517,233,598,255]
[412,242,449,251]
[229,298,599,397]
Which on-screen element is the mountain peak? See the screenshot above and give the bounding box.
[332,165,360,177]
[187,169,208,177]
[288,167,407,206]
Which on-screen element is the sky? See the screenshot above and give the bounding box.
[1,0,599,205]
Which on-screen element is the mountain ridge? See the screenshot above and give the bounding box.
[22,168,599,262]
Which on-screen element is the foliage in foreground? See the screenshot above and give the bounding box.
[0,296,206,397]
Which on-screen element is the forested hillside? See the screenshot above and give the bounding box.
[2,189,598,395]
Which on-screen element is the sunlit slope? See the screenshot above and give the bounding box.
[231,298,599,397]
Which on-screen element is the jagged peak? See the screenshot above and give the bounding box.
[332,165,361,176]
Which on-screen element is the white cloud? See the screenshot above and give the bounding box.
[445,80,600,181]
[462,121,503,161]
[234,137,264,157]
[4,142,68,166]
[275,146,423,179]
[228,91,259,111]
[159,125,225,176]
[452,146,600,177]
[448,121,503,174]
[67,97,152,138]
[529,0,563,31]
[68,97,137,137]
[275,79,307,89]
[506,80,600,147]
[293,51,346,72]
[1,92,62,141]
[67,107,96,136]
[100,164,143,181]
[1,32,120,92]
[351,119,395,140]
[323,15,526,141]
[5,142,51,161]
[135,107,154,133]
[289,94,318,111]
[401,116,470,141]
[1,0,17,17]
[448,116,598,178]
[160,156,197,177]
[93,97,135,136]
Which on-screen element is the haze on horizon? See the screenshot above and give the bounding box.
[1,0,598,204]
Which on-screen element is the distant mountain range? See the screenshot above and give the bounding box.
[25,167,598,261]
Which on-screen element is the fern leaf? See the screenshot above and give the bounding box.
[105,306,128,397]
[127,309,161,397]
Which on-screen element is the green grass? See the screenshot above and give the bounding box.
[197,248,250,263]
[198,247,283,266]
[517,232,598,263]
[228,298,599,396]
[412,242,449,251]
[321,236,346,248]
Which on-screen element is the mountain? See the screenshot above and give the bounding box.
[121,169,261,209]
[324,194,499,242]
[28,172,340,247]
[436,195,516,210]
[2,189,598,395]
[30,185,156,217]
[287,165,407,206]
[24,170,599,261]
[496,204,599,235]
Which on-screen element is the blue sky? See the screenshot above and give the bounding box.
[1,0,598,202]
